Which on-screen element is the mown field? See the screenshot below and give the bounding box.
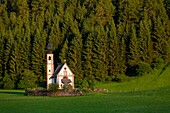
[0,65,170,113]
[0,87,170,113]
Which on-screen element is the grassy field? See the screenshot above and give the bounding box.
[0,87,170,113]
[0,64,170,113]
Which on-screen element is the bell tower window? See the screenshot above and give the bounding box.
[49,56,51,60]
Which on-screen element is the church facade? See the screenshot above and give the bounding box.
[46,44,74,89]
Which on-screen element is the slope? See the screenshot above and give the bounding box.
[96,63,170,92]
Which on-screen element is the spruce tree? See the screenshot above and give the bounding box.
[106,20,119,80]
[116,22,128,75]
[139,13,154,64]
[31,29,43,83]
[128,23,140,66]
[67,31,83,87]
[92,25,108,82]
[0,16,5,85]
[82,33,95,88]
[150,0,170,62]
[59,39,69,63]
[164,0,170,18]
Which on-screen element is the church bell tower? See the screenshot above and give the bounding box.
[46,43,54,89]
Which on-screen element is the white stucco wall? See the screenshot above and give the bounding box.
[47,54,54,89]
[57,63,74,89]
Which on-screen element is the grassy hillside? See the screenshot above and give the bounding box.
[96,63,170,92]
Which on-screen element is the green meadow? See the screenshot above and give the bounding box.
[0,65,170,113]
[0,88,170,113]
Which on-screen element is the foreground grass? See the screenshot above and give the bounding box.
[0,87,170,113]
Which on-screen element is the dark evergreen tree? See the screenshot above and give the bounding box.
[82,33,95,88]
[116,22,128,75]
[128,23,140,65]
[139,13,154,63]
[59,39,69,63]
[31,28,45,83]
[106,20,119,80]
[92,25,108,82]
[67,23,83,87]
[164,0,170,18]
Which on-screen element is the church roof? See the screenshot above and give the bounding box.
[50,64,64,78]
[50,63,74,78]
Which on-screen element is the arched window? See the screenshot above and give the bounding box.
[48,56,51,60]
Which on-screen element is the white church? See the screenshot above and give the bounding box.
[46,44,74,89]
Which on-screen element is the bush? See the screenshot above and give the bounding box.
[126,64,138,77]
[48,83,58,92]
[136,62,153,76]
[81,79,89,88]
[18,69,37,89]
[114,74,131,82]
[63,84,72,91]
[3,74,15,89]
[25,88,47,96]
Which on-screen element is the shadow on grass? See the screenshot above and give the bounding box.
[0,90,25,95]
[159,62,170,76]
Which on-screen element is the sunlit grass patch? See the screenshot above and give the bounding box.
[96,63,170,92]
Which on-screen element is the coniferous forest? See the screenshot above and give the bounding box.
[0,0,170,89]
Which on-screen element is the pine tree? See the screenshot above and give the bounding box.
[75,0,87,23]
[82,33,95,88]
[8,42,17,78]
[116,22,128,75]
[128,23,140,65]
[31,29,43,83]
[59,39,69,63]
[20,22,31,70]
[94,0,115,25]
[92,25,108,82]
[0,16,5,85]
[150,0,170,62]
[67,30,83,87]
[31,0,47,16]
[4,28,14,74]
[139,13,154,64]
[116,0,142,24]
[164,0,170,18]
[106,20,119,80]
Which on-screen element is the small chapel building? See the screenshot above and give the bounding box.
[46,44,74,89]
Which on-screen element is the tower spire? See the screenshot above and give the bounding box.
[47,43,53,53]
[46,43,54,89]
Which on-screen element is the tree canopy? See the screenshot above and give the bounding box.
[0,0,170,88]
